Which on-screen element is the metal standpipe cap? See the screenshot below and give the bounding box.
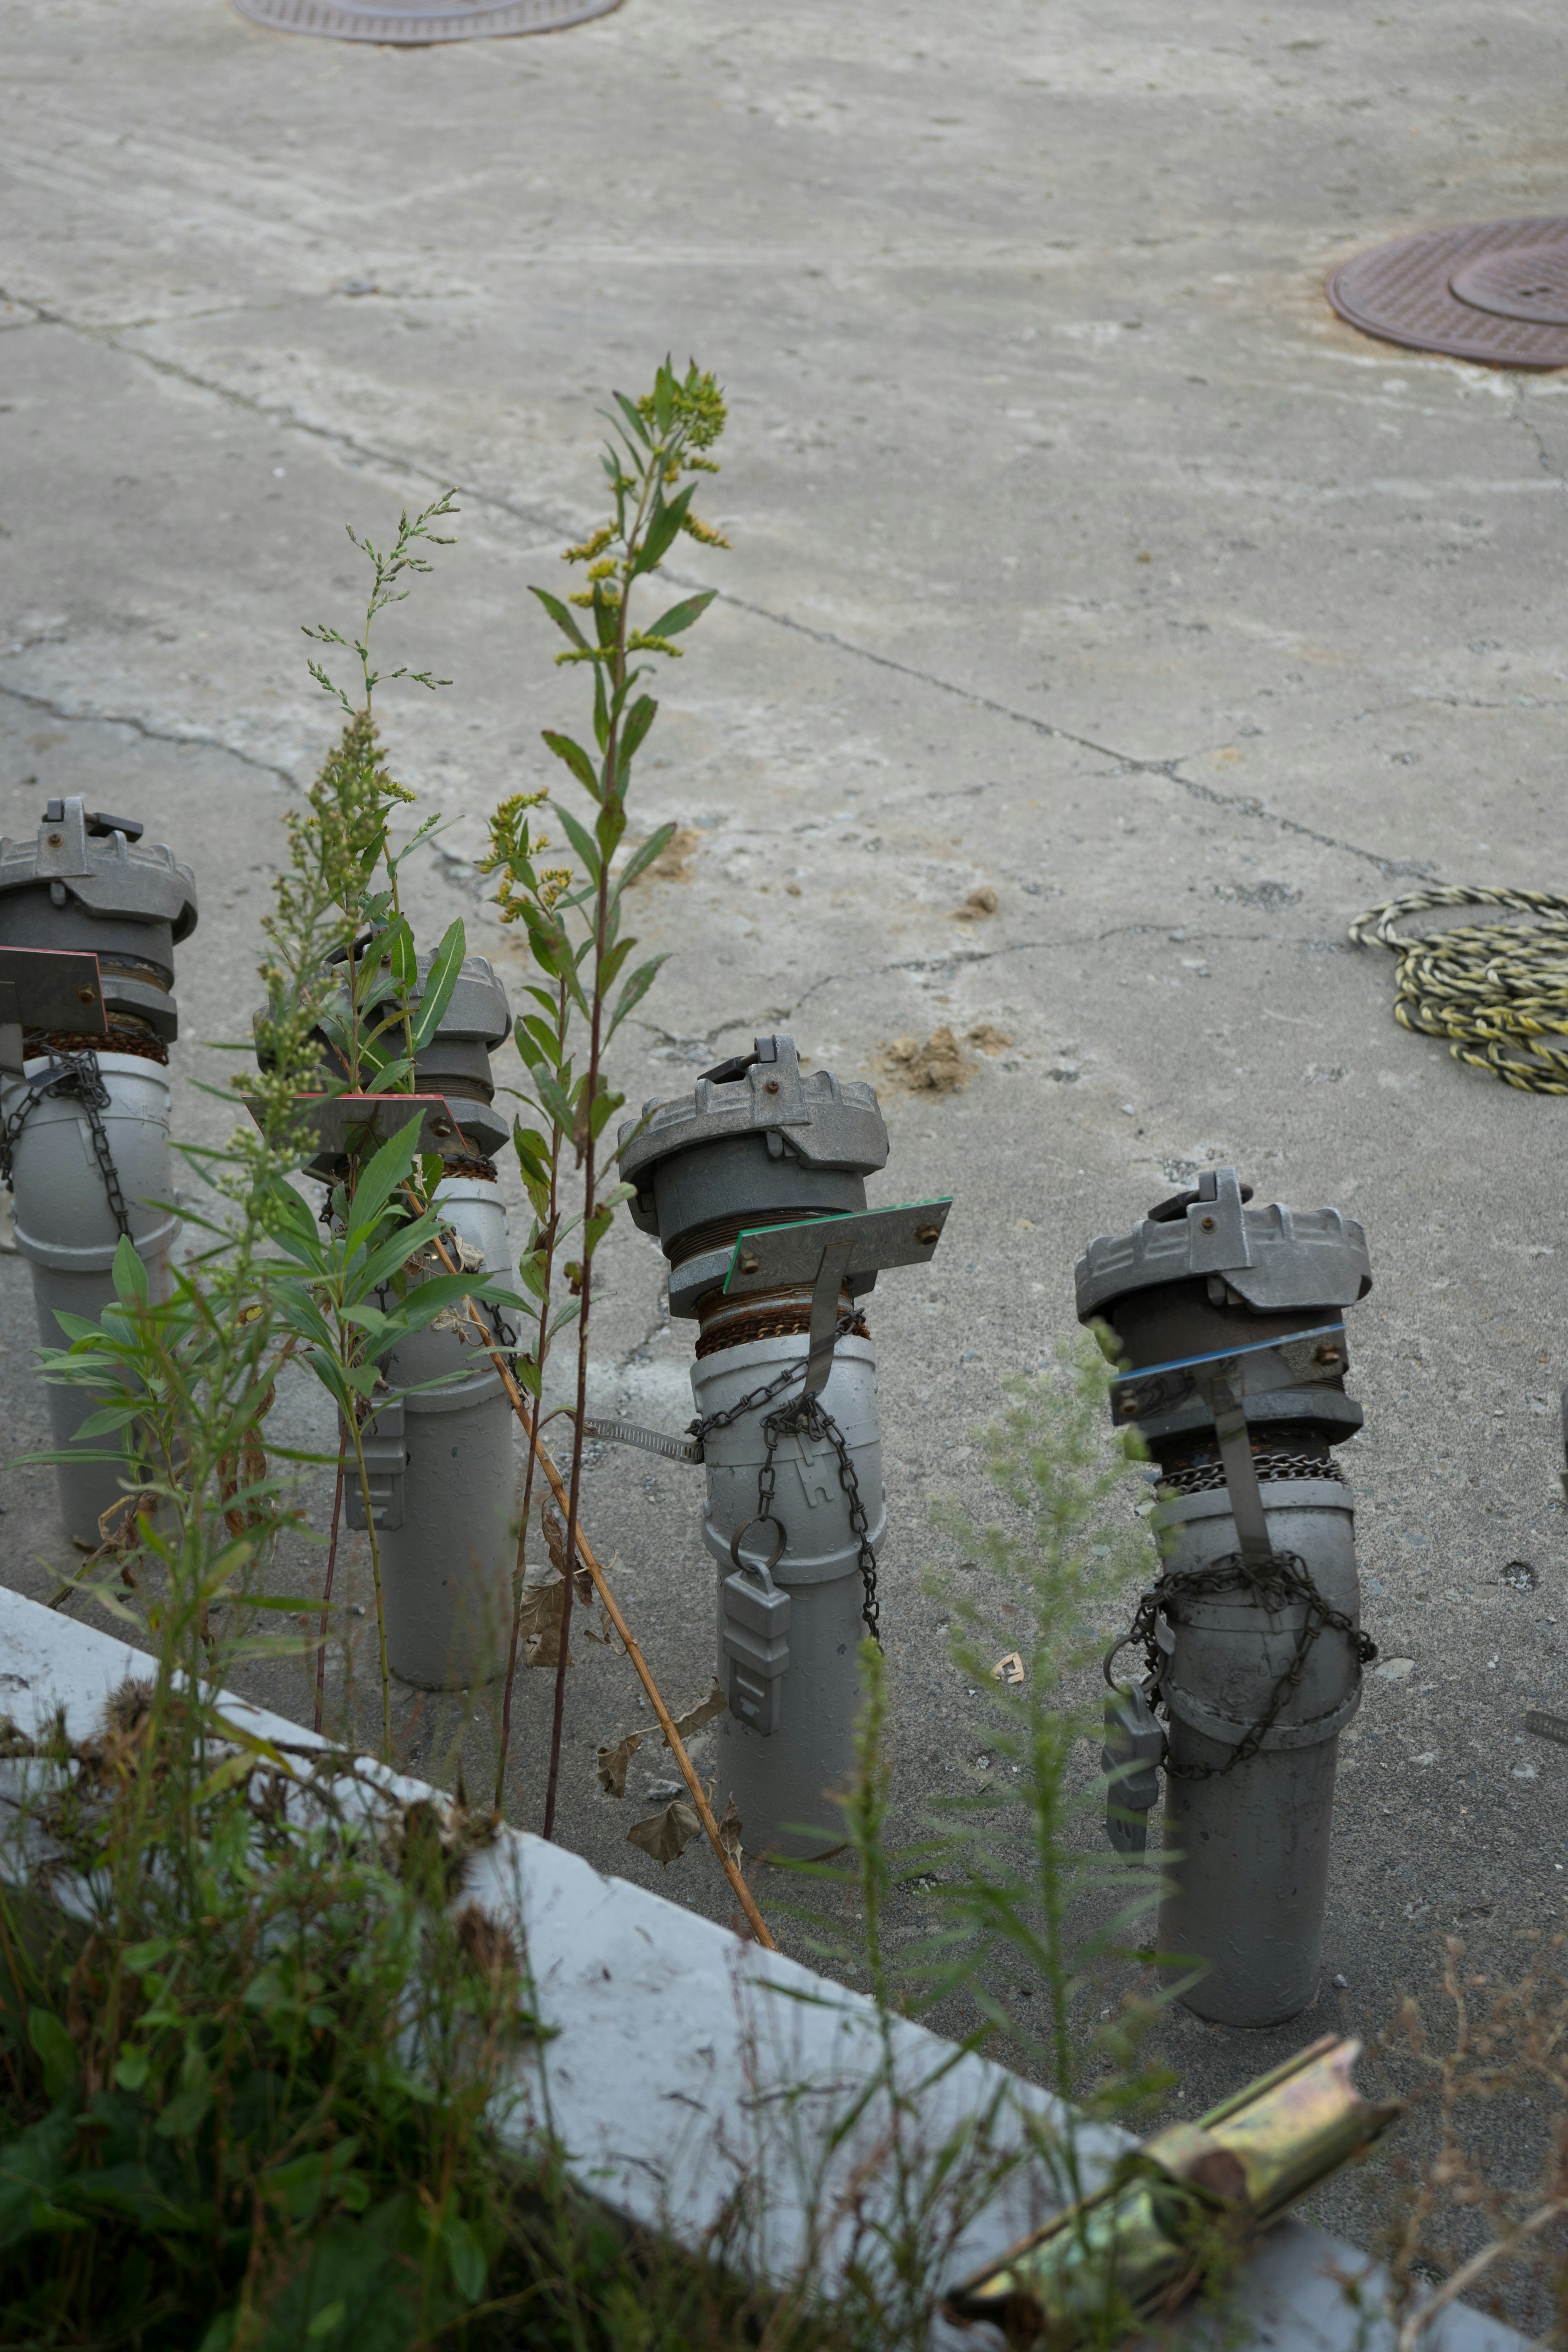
[1074,1165,1373,1323]
[0,796,198,1042]
[255,946,514,1173]
[618,1033,889,1239]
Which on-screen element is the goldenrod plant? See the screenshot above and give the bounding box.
[483,357,729,1837]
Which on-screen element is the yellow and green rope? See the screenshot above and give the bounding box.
[1349,884,1568,1094]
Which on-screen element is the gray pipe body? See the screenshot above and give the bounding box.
[1077,1167,1372,2029]
[619,1035,891,1859]
[0,801,196,1546]
[363,1176,518,1690]
[1154,1477,1360,2027]
[691,1323,886,1855]
[3,1052,179,1544]
[298,954,517,1690]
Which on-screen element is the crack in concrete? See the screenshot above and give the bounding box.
[698,915,1331,1035]
[0,678,298,788]
[0,283,569,543]
[0,282,1445,885]
[696,586,1441,881]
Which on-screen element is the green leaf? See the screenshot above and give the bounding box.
[608,954,669,1040]
[28,2010,79,2101]
[595,800,628,865]
[196,2313,237,2352]
[260,1177,325,1265]
[633,482,696,577]
[528,584,590,650]
[586,1084,625,1140]
[619,693,658,765]
[616,824,676,893]
[263,2138,363,2223]
[541,730,601,800]
[114,2046,151,2091]
[595,937,637,1001]
[443,2211,487,2304]
[408,918,467,1056]
[111,1236,149,1310]
[70,1401,145,1438]
[531,1067,576,1138]
[552,804,603,886]
[386,919,418,991]
[308,2305,347,2340]
[613,390,651,446]
[644,589,715,640]
[340,1115,426,1255]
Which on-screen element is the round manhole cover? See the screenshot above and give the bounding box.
[234,0,617,40]
[1449,245,1568,327]
[1327,217,1568,368]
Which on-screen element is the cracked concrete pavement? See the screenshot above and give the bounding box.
[5,0,1568,2252]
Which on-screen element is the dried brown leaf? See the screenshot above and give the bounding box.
[541,1506,593,1606]
[716,1794,743,1868]
[519,1573,572,1669]
[665,1677,728,1748]
[596,1730,643,1798]
[626,1800,702,1867]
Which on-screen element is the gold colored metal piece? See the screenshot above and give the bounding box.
[943,2037,1399,2348]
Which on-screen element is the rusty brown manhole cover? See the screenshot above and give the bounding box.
[234,0,617,41]
[1327,217,1568,368]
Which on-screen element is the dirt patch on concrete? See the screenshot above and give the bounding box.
[877,1025,975,1094]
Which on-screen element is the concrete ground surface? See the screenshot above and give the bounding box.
[5,0,1568,2264]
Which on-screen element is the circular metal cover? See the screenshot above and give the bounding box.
[1327,217,1568,368]
[1449,245,1568,328]
[234,0,617,42]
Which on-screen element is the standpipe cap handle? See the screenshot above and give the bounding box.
[44,801,145,843]
[729,1515,786,1587]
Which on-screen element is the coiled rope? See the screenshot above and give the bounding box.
[1349,885,1568,1094]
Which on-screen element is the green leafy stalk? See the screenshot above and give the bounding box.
[510,358,729,1840]
[931,1334,1172,2159]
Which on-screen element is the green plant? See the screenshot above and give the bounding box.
[927,1335,1170,2137]
[0,1690,534,2350]
[483,357,729,1836]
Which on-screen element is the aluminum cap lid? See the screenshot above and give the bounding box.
[1075,1165,1372,1321]
[0,800,197,938]
[618,1034,889,1187]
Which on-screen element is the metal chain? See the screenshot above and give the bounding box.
[1107,1549,1376,1781]
[0,1049,131,1239]
[1156,1448,1346,1498]
[688,1312,882,1645]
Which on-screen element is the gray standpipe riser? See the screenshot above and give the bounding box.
[1155,1480,1360,2027]
[369,1179,518,1691]
[693,1329,885,1858]
[2,1054,176,1547]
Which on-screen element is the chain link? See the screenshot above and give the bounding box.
[688,1312,882,1645]
[1108,1549,1376,1781]
[0,1049,131,1240]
